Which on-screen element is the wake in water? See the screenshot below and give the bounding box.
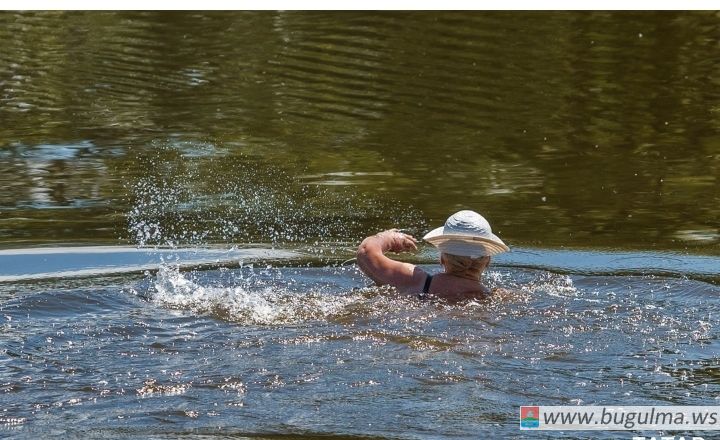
[143,263,471,326]
[148,264,364,325]
[138,263,564,326]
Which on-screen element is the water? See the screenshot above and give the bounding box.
[1,11,719,439]
[2,258,720,439]
[1,11,718,251]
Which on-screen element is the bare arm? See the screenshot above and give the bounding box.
[356,229,427,292]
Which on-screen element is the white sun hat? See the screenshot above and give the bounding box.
[423,210,509,257]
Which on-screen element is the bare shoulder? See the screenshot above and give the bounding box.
[423,274,484,301]
[395,265,430,294]
[429,273,484,292]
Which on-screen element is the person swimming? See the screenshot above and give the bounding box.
[356,210,509,301]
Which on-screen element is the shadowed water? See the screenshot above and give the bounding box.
[1,11,719,440]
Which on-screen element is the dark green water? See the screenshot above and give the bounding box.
[1,11,718,252]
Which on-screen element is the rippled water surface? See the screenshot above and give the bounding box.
[1,11,719,439]
[1,11,718,250]
[3,260,720,439]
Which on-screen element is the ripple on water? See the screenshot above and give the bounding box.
[2,261,720,438]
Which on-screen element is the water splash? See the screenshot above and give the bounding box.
[526,271,578,297]
[150,265,362,325]
[124,140,426,250]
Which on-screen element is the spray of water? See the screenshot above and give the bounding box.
[122,140,432,322]
[150,264,362,325]
[124,140,426,251]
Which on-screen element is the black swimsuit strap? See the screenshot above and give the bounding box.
[417,274,434,300]
[422,274,433,294]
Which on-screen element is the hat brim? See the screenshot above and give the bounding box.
[423,227,509,257]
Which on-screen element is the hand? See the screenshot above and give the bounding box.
[377,229,418,253]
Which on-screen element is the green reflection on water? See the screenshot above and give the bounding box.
[0,11,718,252]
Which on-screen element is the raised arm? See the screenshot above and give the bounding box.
[356,229,428,292]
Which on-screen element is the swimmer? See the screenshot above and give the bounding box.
[356,210,509,301]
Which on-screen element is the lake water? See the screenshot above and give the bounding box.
[1,11,719,439]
